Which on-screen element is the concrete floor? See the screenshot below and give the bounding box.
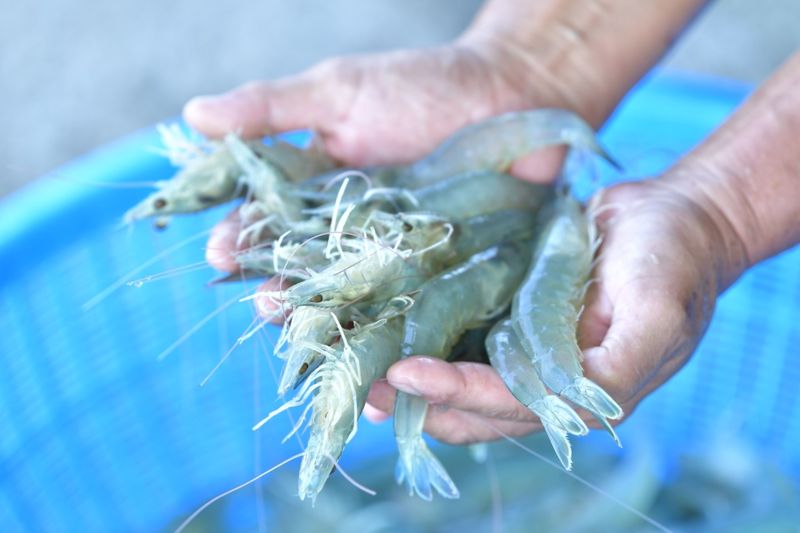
[1,0,798,196]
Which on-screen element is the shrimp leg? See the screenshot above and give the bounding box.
[486,318,588,469]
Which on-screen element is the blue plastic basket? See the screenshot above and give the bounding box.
[1,71,798,532]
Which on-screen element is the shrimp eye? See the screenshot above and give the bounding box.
[299,362,309,374]
[309,294,323,303]
[153,197,168,209]
[402,222,414,232]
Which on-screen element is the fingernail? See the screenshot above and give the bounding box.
[390,377,421,396]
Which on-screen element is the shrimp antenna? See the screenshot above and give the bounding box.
[126,260,211,288]
[156,288,250,361]
[481,421,672,533]
[321,169,373,192]
[174,452,306,533]
[82,227,212,311]
[324,453,377,497]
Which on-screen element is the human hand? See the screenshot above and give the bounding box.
[365,50,800,445]
[364,177,745,442]
[190,40,580,274]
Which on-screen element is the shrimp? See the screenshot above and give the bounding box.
[394,241,532,500]
[275,306,348,396]
[414,171,553,220]
[251,138,336,184]
[279,212,451,308]
[225,134,306,231]
[485,318,588,470]
[511,192,624,442]
[429,209,539,269]
[124,126,331,224]
[280,247,425,308]
[256,316,403,503]
[399,108,619,188]
[124,140,244,223]
[234,237,329,278]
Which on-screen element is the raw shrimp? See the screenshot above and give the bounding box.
[275,306,347,396]
[511,193,624,442]
[281,247,425,308]
[278,211,452,308]
[251,138,336,184]
[486,318,588,470]
[234,236,329,278]
[225,135,306,232]
[394,241,532,500]
[256,317,403,502]
[414,171,553,220]
[124,139,244,223]
[124,127,331,224]
[399,108,619,188]
[428,209,539,269]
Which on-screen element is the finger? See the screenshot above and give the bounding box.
[366,376,540,444]
[363,403,390,424]
[582,287,689,405]
[386,357,537,423]
[206,209,243,272]
[508,146,566,184]
[184,63,351,138]
[423,404,540,445]
[253,277,291,323]
[366,378,396,414]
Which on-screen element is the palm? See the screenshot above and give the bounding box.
[367,181,723,444]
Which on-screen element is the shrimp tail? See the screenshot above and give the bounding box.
[592,413,623,448]
[394,393,459,500]
[561,377,624,446]
[395,437,460,501]
[531,395,589,470]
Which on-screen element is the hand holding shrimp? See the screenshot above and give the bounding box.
[366,52,800,446]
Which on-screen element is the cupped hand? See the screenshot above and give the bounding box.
[365,178,738,443]
[189,42,572,274]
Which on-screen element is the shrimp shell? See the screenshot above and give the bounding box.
[511,193,623,443]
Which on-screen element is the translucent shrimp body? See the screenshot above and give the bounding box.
[434,209,539,268]
[511,194,624,441]
[295,318,403,502]
[225,135,306,236]
[413,171,552,220]
[124,144,244,223]
[124,127,331,224]
[395,242,532,500]
[281,248,425,308]
[400,108,618,188]
[486,318,588,470]
[251,139,336,184]
[234,238,329,278]
[275,307,343,396]
[280,212,451,308]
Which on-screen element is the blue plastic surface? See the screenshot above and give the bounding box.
[1,71,799,532]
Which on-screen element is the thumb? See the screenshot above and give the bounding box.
[183,63,351,138]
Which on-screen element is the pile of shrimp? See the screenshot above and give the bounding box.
[126,109,623,503]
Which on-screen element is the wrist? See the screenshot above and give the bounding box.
[658,163,754,291]
[457,28,612,128]
[458,0,706,127]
